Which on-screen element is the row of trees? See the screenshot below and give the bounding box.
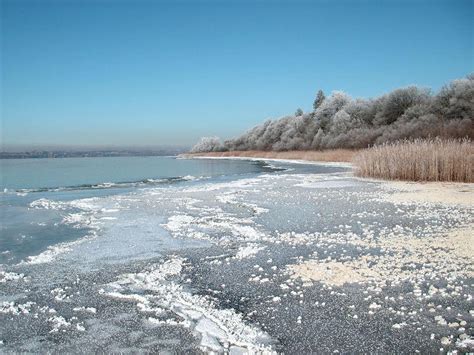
[191,74,473,153]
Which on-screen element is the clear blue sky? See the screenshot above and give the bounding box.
[1,0,473,147]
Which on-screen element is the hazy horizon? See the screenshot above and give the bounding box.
[0,143,190,153]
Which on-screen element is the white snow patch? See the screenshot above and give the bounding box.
[48,315,71,333]
[0,301,35,315]
[30,198,68,210]
[235,244,266,260]
[0,271,25,283]
[72,306,97,314]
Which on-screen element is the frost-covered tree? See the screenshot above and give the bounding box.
[190,136,223,152]
[218,74,474,152]
[295,108,304,116]
[331,110,352,134]
[432,77,474,121]
[311,128,324,149]
[344,99,376,127]
[314,91,351,131]
[374,87,430,126]
[313,90,326,111]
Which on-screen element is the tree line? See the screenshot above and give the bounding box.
[191,74,473,152]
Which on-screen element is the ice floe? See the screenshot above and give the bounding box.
[104,255,275,353]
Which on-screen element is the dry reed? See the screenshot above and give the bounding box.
[182,149,357,163]
[353,139,473,182]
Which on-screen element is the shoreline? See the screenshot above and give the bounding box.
[182,150,474,187]
[181,149,356,162]
[179,154,353,168]
[181,151,474,207]
[179,149,356,168]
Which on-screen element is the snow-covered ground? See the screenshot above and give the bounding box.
[1,160,473,353]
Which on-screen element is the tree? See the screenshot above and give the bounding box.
[374,86,429,126]
[331,110,352,134]
[314,91,351,131]
[190,136,223,152]
[295,108,303,116]
[313,90,326,111]
[221,75,473,152]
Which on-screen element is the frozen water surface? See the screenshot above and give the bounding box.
[1,158,473,353]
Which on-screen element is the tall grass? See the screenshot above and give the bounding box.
[353,139,473,182]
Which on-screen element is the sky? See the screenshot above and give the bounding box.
[1,0,473,148]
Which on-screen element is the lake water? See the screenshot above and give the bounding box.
[0,156,278,265]
[0,156,342,265]
[1,156,273,191]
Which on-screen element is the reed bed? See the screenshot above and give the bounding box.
[353,139,473,182]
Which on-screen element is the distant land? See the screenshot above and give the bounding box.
[0,146,188,159]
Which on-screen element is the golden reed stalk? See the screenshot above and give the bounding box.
[353,138,473,182]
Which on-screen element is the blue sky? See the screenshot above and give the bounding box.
[2,0,473,147]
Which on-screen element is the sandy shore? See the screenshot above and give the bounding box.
[379,180,474,207]
[184,151,474,206]
[181,149,357,163]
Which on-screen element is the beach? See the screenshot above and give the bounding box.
[182,149,357,163]
[1,156,473,353]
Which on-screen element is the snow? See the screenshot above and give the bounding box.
[48,315,71,333]
[29,198,68,210]
[234,244,266,260]
[1,301,35,315]
[22,234,96,265]
[0,271,25,283]
[72,306,97,314]
[104,255,274,353]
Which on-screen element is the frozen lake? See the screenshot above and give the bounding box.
[1,157,472,353]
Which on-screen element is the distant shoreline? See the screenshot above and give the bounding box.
[0,151,186,159]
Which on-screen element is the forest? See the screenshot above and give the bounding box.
[191,74,473,152]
